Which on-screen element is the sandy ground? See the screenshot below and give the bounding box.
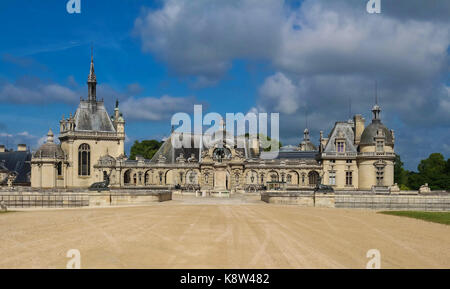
[0,194,449,269]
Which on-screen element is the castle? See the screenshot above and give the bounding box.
[30,56,395,192]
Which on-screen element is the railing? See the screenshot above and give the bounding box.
[321,152,395,158]
[321,152,357,157]
[358,152,395,157]
[0,193,89,208]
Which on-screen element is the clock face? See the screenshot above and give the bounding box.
[213,147,232,161]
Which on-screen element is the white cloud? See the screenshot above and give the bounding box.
[258,72,302,114]
[133,0,284,85]
[120,95,200,121]
[0,77,80,104]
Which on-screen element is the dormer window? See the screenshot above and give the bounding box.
[376,140,384,152]
[337,141,345,153]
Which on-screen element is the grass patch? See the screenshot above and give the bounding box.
[379,211,450,225]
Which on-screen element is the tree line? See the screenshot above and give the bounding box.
[395,153,450,191]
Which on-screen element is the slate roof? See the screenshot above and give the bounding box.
[0,151,31,185]
[260,151,318,161]
[150,131,319,164]
[324,121,357,153]
[74,100,116,132]
[360,119,394,146]
[33,143,64,159]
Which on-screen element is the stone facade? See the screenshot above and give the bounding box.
[31,56,395,192]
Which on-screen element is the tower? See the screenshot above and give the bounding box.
[357,90,395,190]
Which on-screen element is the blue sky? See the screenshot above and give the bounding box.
[0,0,449,170]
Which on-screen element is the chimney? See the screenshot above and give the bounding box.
[17,144,27,152]
[353,114,365,145]
[0,145,4,153]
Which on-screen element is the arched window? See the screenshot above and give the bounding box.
[308,171,319,186]
[144,171,151,185]
[57,162,62,176]
[78,144,90,176]
[124,170,132,185]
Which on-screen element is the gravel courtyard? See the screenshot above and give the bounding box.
[0,195,449,269]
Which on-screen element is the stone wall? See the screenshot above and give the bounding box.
[335,193,450,211]
[261,191,334,208]
[0,189,171,208]
[261,191,450,211]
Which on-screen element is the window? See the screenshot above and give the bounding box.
[78,144,90,176]
[337,142,345,153]
[260,174,264,184]
[235,173,239,185]
[346,160,352,164]
[330,160,336,163]
[308,171,319,186]
[287,174,292,184]
[376,167,384,186]
[57,162,62,176]
[346,171,353,186]
[179,172,183,183]
[204,173,209,184]
[376,141,384,152]
[329,172,336,185]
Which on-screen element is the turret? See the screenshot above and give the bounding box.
[113,99,125,133]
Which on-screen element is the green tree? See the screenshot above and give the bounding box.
[244,133,282,152]
[394,154,408,186]
[408,153,450,190]
[129,140,162,160]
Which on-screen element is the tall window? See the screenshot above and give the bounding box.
[329,172,336,185]
[376,141,384,152]
[337,142,345,153]
[287,174,292,184]
[376,167,384,186]
[57,162,62,176]
[78,144,90,176]
[308,171,319,186]
[346,171,353,186]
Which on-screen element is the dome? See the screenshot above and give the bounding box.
[33,129,64,159]
[360,120,393,146]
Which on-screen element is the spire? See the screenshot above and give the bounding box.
[303,106,310,141]
[372,80,381,121]
[87,46,97,102]
[47,129,54,143]
[303,128,310,141]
